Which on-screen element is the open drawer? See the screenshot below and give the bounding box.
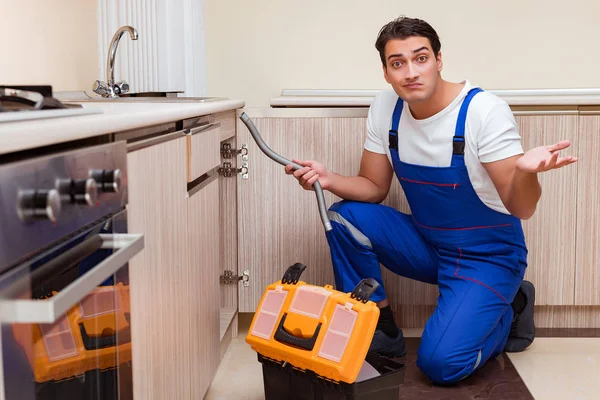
[186,123,221,182]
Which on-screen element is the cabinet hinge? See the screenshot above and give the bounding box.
[218,162,248,180]
[220,270,250,286]
[221,143,249,160]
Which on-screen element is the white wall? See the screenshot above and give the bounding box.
[1,0,99,92]
[204,0,600,107]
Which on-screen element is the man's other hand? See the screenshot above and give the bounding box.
[516,140,578,173]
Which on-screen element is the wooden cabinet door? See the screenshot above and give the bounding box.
[575,114,600,305]
[127,137,191,400]
[187,177,221,398]
[516,114,578,305]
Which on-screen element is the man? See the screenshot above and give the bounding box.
[285,16,577,385]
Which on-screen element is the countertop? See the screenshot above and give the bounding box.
[270,88,600,107]
[0,99,245,156]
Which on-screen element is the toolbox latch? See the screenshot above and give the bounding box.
[350,278,380,303]
[281,263,307,285]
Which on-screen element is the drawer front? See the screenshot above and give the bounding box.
[187,123,221,182]
[215,111,236,141]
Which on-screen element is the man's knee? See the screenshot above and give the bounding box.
[417,341,481,385]
[327,201,374,248]
[328,200,361,219]
[328,200,385,227]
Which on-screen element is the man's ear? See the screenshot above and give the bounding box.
[436,52,443,72]
[383,64,391,84]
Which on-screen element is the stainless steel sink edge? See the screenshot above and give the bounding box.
[55,91,228,104]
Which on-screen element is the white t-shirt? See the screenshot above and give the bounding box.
[364,80,523,215]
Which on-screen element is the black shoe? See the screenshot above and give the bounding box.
[368,329,406,358]
[505,280,535,352]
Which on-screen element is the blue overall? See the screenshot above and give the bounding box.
[325,88,528,384]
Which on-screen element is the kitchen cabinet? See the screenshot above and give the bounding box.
[575,113,600,305]
[127,136,192,400]
[235,108,593,326]
[515,114,578,305]
[183,110,241,353]
[126,109,237,399]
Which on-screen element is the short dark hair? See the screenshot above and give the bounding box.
[375,16,442,66]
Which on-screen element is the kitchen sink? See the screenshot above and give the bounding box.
[56,91,228,104]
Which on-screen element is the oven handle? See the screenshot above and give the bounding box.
[0,233,144,324]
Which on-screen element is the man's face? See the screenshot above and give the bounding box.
[382,36,442,104]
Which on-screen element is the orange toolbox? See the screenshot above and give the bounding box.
[246,263,398,385]
[13,283,132,383]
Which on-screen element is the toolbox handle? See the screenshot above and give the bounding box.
[281,263,307,285]
[274,313,322,351]
[350,278,380,303]
[79,322,131,350]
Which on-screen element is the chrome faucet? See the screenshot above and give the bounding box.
[93,26,139,98]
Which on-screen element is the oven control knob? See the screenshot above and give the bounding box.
[89,169,121,193]
[56,178,98,206]
[17,189,61,223]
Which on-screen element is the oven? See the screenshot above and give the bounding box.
[0,141,143,400]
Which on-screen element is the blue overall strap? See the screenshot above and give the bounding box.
[389,97,404,150]
[453,87,483,156]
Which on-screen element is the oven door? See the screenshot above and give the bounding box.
[0,210,143,400]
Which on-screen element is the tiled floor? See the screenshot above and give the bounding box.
[205,317,600,399]
[507,338,600,400]
[398,337,533,399]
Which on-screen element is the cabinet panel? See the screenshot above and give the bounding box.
[216,111,237,141]
[575,115,600,305]
[187,178,221,398]
[187,124,221,182]
[127,137,191,400]
[516,115,578,305]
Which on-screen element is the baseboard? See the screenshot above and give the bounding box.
[392,305,600,328]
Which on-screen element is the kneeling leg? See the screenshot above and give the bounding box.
[417,249,523,385]
[325,200,438,302]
